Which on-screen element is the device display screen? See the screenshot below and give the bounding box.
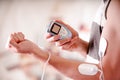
[51,23,61,34]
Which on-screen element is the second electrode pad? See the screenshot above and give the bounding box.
[99,37,107,58]
[47,21,72,39]
[78,64,99,76]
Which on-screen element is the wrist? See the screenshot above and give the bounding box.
[74,37,88,56]
[32,46,50,61]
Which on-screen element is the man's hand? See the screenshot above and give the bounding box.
[46,20,79,50]
[46,20,88,55]
[9,32,39,53]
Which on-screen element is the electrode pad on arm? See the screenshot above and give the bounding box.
[78,64,99,76]
[47,21,72,39]
[99,37,107,58]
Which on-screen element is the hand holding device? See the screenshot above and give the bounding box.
[46,20,84,52]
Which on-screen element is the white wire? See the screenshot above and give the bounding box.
[41,52,51,80]
[99,55,104,80]
[98,0,110,80]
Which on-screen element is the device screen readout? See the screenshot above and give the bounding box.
[51,23,61,34]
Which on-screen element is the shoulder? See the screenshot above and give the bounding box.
[107,0,120,26]
[103,0,120,42]
[104,0,120,40]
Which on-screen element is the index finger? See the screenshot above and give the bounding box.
[47,35,60,42]
[46,33,52,39]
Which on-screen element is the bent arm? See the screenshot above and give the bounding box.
[46,20,89,57]
[33,0,120,80]
[8,0,120,80]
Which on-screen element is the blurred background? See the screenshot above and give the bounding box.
[0,0,100,80]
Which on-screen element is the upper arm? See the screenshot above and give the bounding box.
[101,0,120,79]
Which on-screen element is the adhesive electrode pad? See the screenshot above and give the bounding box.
[78,64,98,76]
[99,37,107,58]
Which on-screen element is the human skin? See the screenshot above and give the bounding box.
[9,0,120,80]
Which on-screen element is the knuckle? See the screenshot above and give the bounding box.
[66,38,71,42]
[58,40,64,46]
[60,46,67,50]
[53,36,59,41]
[56,42,61,46]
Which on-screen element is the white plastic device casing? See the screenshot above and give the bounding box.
[47,21,72,39]
[78,64,98,76]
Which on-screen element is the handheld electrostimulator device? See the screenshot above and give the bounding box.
[47,21,72,39]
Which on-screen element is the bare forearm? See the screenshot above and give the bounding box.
[32,47,100,80]
[32,48,80,78]
[74,37,89,57]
